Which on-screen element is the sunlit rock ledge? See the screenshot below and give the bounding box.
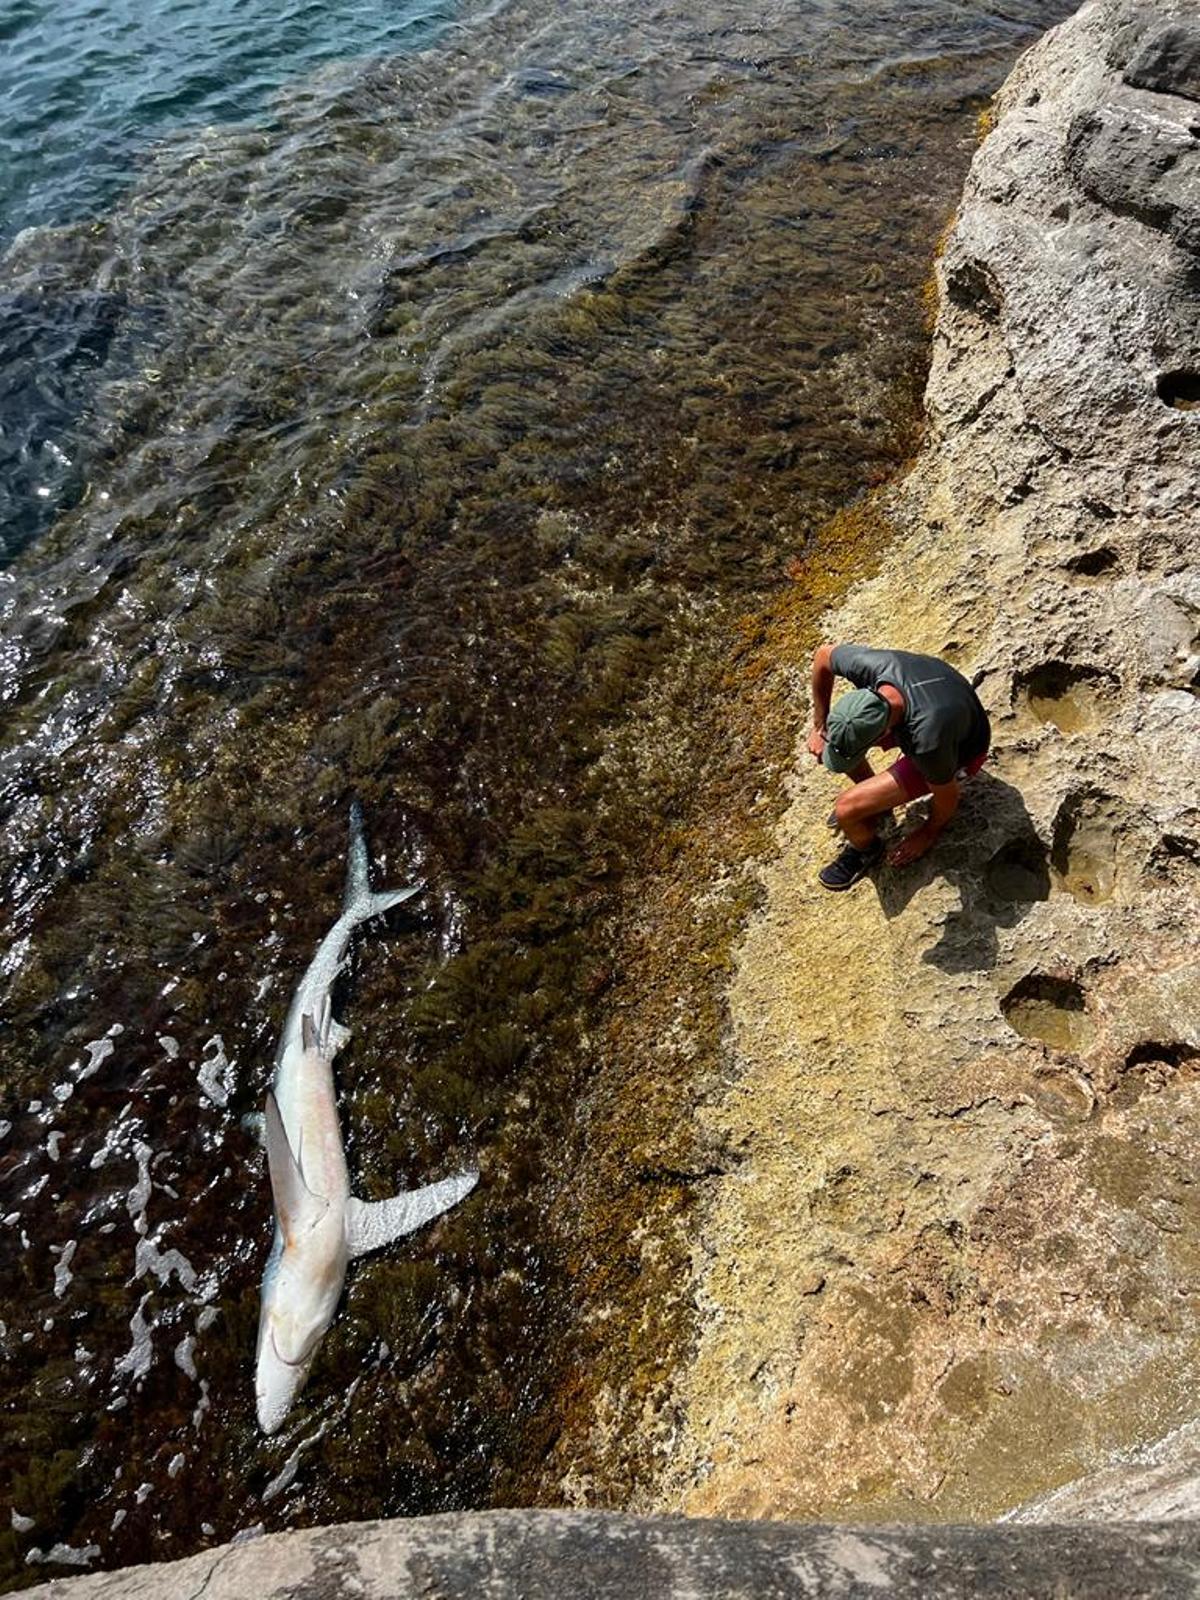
[22,0,1200,1591]
[650,0,1200,1526]
[17,1510,1200,1598]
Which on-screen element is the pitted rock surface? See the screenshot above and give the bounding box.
[647,0,1200,1526]
[1124,19,1200,98]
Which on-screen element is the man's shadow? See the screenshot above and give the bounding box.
[870,771,1050,974]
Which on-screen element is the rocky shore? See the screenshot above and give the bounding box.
[654,0,1200,1524]
[20,0,1200,1592]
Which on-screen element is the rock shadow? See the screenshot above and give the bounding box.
[871,770,1048,974]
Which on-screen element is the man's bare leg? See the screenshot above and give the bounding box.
[833,768,908,849]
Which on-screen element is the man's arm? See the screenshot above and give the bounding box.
[887,779,960,866]
[807,643,836,759]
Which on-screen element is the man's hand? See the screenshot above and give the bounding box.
[807,726,826,761]
[887,824,938,867]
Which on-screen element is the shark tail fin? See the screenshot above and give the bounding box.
[344,1168,478,1260]
[343,800,421,923]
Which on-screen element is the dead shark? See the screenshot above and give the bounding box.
[255,802,478,1435]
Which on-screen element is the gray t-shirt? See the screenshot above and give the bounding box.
[830,644,990,785]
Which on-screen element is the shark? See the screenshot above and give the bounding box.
[255,802,478,1436]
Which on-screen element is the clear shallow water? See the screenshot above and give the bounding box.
[0,0,455,243]
[0,0,1071,1586]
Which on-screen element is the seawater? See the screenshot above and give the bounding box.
[0,0,455,555]
[0,0,1070,1583]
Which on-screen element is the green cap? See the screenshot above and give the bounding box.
[822,688,890,773]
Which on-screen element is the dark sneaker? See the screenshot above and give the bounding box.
[818,838,884,892]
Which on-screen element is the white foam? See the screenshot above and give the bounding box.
[127,1141,153,1233]
[134,1234,197,1292]
[134,1483,153,1505]
[263,1419,332,1503]
[26,1544,100,1569]
[46,1131,65,1162]
[196,1305,219,1333]
[78,1029,120,1082]
[52,1081,74,1103]
[158,1035,179,1060]
[193,1378,211,1430]
[114,1295,154,1383]
[197,1035,235,1107]
[262,1375,360,1504]
[11,1510,34,1533]
[186,1266,221,1305]
[111,1509,126,1531]
[52,1240,77,1298]
[167,1453,185,1479]
[0,1120,11,1141]
[174,1333,198,1381]
[88,1102,136,1169]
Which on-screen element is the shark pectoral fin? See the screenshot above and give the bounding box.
[264,1092,328,1239]
[329,1018,352,1053]
[344,1168,478,1260]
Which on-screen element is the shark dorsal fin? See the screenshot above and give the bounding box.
[300,1013,319,1053]
[344,1169,478,1260]
[263,1092,327,1241]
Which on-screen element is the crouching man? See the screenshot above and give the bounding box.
[808,642,991,891]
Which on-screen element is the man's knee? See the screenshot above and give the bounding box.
[835,785,893,827]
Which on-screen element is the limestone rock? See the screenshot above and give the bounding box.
[17,1510,1200,1599]
[650,0,1200,1525]
[1125,20,1200,99]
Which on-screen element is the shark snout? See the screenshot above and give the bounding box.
[255,1323,314,1435]
[254,1324,320,1440]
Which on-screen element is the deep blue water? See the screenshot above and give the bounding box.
[0,0,454,245]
